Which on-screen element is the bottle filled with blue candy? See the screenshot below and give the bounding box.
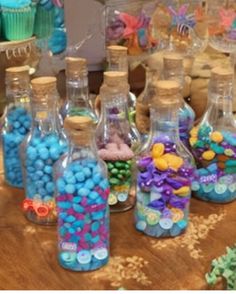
[1,66,32,188]
[60,57,97,122]
[163,53,195,149]
[21,77,67,225]
[55,116,110,271]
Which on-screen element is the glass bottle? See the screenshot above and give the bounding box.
[163,53,195,149]
[136,66,160,143]
[21,77,67,225]
[60,57,97,122]
[1,66,32,188]
[135,80,195,238]
[96,72,140,212]
[55,116,110,271]
[190,67,236,203]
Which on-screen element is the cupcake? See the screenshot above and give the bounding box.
[34,0,55,39]
[0,0,36,41]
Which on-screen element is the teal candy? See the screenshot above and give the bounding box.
[78,188,90,197]
[65,184,75,194]
[88,191,99,200]
[72,203,84,213]
[93,173,102,184]
[73,196,82,203]
[207,163,218,173]
[226,160,236,168]
[91,235,100,244]
[0,0,31,8]
[84,179,95,190]
[91,221,100,232]
[210,143,224,154]
[65,215,76,223]
[75,172,85,183]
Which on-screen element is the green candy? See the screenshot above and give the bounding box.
[226,160,236,168]
[107,163,114,170]
[120,170,127,175]
[114,162,124,168]
[225,167,236,174]
[109,178,120,185]
[111,168,119,175]
[195,140,205,148]
[210,143,225,154]
[117,174,124,180]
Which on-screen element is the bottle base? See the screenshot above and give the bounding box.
[24,211,57,226]
[4,179,23,189]
[58,254,109,272]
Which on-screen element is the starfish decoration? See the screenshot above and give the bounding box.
[219,8,236,30]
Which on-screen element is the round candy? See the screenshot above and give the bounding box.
[171,208,184,223]
[108,194,118,206]
[117,193,128,202]
[191,181,200,191]
[146,212,160,226]
[159,218,173,230]
[177,219,188,229]
[136,220,147,231]
[202,183,214,193]
[214,183,227,195]
[229,183,236,193]
[93,248,108,260]
[77,250,92,265]
[60,252,77,265]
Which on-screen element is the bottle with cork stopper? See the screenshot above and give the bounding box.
[190,66,236,203]
[1,66,32,188]
[21,76,67,225]
[163,52,195,149]
[60,57,98,123]
[96,71,140,212]
[135,80,195,238]
[54,116,110,271]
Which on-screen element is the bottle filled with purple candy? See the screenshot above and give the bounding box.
[190,67,236,203]
[135,80,195,238]
[162,53,195,149]
[1,66,32,188]
[21,77,67,225]
[55,116,110,271]
[96,72,140,212]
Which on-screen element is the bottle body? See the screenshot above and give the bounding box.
[55,131,110,271]
[135,87,195,238]
[96,86,139,212]
[21,128,67,224]
[1,77,31,188]
[190,71,236,203]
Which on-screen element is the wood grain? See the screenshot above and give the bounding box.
[0,160,235,290]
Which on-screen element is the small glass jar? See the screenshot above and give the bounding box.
[135,80,195,238]
[55,116,110,271]
[1,66,31,188]
[190,67,236,203]
[96,72,140,212]
[60,57,97,122]
[163,53,195,149]
[21,77,67,225]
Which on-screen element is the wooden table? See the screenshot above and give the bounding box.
[0,165,235,290]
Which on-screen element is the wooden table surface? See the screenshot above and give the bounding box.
[0,164,235,290]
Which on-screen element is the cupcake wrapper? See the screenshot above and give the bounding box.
[34,5,55,39]
[2,5,36,41]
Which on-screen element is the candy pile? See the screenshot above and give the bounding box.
[190,125,236,203]
[23,133,67,223]
[98,142,134,208]
[56,159,110,271]
[135,138,194,237]
[2,106,31,188]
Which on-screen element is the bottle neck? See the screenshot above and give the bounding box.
[68,132,97,158]
[6,80,30,108]
[108,57,128,73]
[66,75,90,108]
[204,80,234,126]
[148,104,180,144]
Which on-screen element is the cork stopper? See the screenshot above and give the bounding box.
[163,53,183,70]
[31,77,57,102]
[107,45,128,58]
[5,65,30,81]
[152,80,181,106]
[66,57,87,79]
[211,67,234,82]
[64,116,94,145]
[104,71,128,87]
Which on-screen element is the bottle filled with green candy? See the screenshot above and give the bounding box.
[60,57,97,123]
[96,71,140,212]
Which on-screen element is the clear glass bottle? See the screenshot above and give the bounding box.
[96,72,140,212]
[163,53,195,149]
[190,67,236,203]
[1,66,31,188]
[21,77,67,225]
[136,66,160,143]
[60,57,97,122]
[135,80,195,238]
[55,116,109,271]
